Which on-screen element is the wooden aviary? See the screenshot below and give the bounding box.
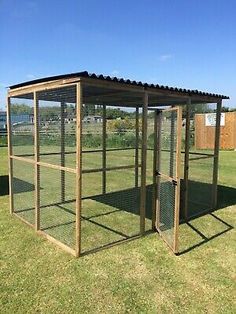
[7,71,229,256]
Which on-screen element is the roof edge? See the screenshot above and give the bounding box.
[8,71,230,100]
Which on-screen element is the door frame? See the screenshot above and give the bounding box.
[152,106,182,254]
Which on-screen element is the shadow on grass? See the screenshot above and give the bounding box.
[178,183,235,255]
[2,173,235,256]
[178,213,234,255]
[0,175,35,196]
[0,175,9,196]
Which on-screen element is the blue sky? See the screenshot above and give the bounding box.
[0,0,235,109]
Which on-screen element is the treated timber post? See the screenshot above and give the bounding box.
[155,111,162,230]
[151,110,158,230]
[61,102,66,202]
[6,95,14,214]
[75,83,83,257]
[102,104,106,194]
[34,91,40,230]
[212,100,222,209]
[135,106,139,188]
[173,106,182,254]
[183,99,191,220]
[169,108,175,177]
[140,92,148,234]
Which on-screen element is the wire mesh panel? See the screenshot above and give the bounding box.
[160,109,178,178]
[156,107,181,253]
[37,86,76,168]
[184,103,217,219]
[39,166,76,249]
[10,94,34,159]
[158,177,176,247]
[12,159,35,225]
[187,155,214,218]
[80,100,143,254]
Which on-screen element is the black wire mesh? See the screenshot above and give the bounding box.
[160,110,177,178]
[187,155,214,218]
[10,94,34,159]
[39,166,76,249]
[37,86,77,168]
[159,177,176,247]
[80,104,142,253]
[184,103,216,219]
[12,159,35,225]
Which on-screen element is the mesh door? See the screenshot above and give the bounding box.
[156,108,181,253]
[158,177,176,247]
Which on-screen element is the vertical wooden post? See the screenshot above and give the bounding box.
[34,91,40,230]
[152,110,158,230]
[183,99,191,220]
[6,95,14,214]
[102,104,106,194]
[75,83,82,257]
[212,100,222,208]
[61,102,65,202]
[169,109,175,177]
[140,92,148,234]
[155,111,162,230]
[135,106,139,188]
[173,106,182,254]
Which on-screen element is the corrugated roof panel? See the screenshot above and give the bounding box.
[9,71,229,99]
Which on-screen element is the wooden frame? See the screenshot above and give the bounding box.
[173,106,182,253]
[75,82,82,257]
[135,106,139,188]
[212,100,222,208]
[34,92,40,230]
[155,106,182,254]
[102,104,106,194]
[140,92,148,234]
[183,99,191,220]
[6,96,13,214]
[7,74,226,257]
[60,101,66,202]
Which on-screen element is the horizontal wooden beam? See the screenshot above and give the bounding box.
[10,155,76,173]
[82,164,141,174]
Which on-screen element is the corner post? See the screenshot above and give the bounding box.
[61,101,66,202]
[173,105,183,254]
[152,109,158,230]
[135,106,139,188]
[183,98,191,220]
[7,95,14,214]
[34,91,40,230]
[102,104,106,194]
[212,100,222,208]
[140,92,148,234]
[75,83,83,257]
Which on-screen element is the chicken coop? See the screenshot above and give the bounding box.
[7,71,229,256]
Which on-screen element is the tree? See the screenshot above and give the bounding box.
[107,117,135,135]
[11,104,32,115]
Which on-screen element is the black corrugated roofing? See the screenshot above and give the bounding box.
[9,71,229,99]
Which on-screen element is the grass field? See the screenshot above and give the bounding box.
[0,146,236,313]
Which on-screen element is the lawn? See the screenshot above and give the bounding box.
[0,146,235,313]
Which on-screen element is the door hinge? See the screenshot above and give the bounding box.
[172,179,177,186]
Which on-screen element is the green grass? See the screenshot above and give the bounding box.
[0,147,236,313]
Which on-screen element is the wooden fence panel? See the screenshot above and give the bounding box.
[195,112,236,150]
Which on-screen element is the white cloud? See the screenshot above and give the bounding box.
[159,54,173,61]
